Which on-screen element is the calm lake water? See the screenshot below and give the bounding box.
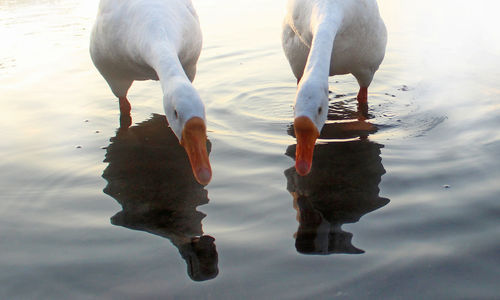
[1,0,500,298]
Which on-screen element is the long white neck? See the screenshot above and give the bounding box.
[147,45,193,94]
[149,44,204,114]
[300,4,342,85]
[143,43,205,140]
[293,3,343,128]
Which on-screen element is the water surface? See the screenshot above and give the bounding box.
[1,0,500,299]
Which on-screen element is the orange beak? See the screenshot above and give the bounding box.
[181,117,212,185]
[294,116,319,176]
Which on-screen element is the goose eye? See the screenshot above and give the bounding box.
[174,110,178,119]
[318,107,323,114]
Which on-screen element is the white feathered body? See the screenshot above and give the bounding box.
[90,0,202,98]
[282,0,387,87]
[90,0,212,185]
[283,0,387,177]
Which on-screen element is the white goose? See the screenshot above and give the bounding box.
[282,0,387,176]
[90,0,211,185]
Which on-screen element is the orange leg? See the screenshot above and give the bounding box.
[357,87,369,121]
[119,96,131,114]
[119,96,132,130]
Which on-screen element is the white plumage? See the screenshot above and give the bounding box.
[282,0,387,176]
[90,0,211,185]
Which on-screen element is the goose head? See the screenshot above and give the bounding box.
[164,80,212,185]
[293,80,329,176]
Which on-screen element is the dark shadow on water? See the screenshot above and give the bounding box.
[285,122,389,255]
[102,114,218,282]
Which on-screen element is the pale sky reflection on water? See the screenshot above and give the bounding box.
[0,0,500,298]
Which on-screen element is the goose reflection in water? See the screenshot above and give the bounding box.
[285,121,389,255]
[102,114,218,281]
